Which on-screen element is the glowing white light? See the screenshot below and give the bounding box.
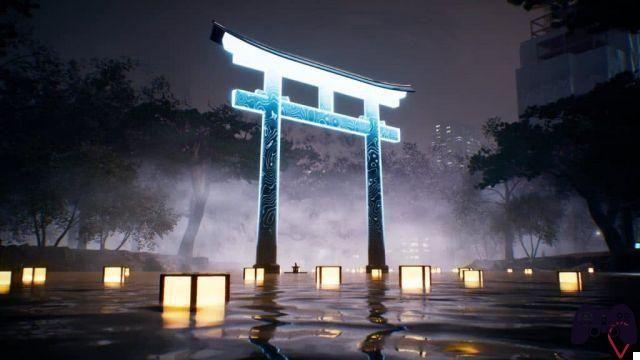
[221,33,407,108]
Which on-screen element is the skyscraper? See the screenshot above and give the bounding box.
[432,124,481,170]
[516,13,640,113]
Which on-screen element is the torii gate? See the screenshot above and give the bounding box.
[211,22,413,273]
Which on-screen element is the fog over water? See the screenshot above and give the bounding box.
[84,121,605,270]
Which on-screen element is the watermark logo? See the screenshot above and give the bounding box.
[571,304,637,359]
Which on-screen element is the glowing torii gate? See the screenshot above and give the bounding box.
[211,22,413,274]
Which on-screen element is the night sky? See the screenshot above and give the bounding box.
[32,0,539,147]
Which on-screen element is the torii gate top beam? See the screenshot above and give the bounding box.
[210,21,414,108]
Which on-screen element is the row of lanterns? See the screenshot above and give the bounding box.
[0,264,595,312]
[0,266,131,293]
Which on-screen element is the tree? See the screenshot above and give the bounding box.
[130,89,261,257]
[508,0,640,33]
[468,118,536,260]
[470,72,640,261]
[0,44,180,250]
[83,182,177,251]
[0,0,39,57]
[506,193,562,258]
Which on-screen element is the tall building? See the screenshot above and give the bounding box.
[516,14,640,113]
[517,13,640,250]
[432,124,481,169]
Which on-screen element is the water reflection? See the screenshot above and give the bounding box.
[248,277,289,360]
[161,305,226,329]
[162,308,190,329]
[0,271,634,358]
[195,306,225,327]
[360,280,405,359]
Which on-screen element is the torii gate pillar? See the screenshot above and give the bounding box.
[364,99,388,273]
[210,21,412,274]
[254,70,282,274]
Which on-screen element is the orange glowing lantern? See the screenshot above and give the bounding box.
[23,267,47,285]
[103,266,127,284]
[124,267,130,278]
[22,267,33,285]
[506,268,513,273]
[524,268,533,275]
[160,273,230,310]
[399,265,431,291]
[370,268,383,280]
[315,266,342,288]
[0,271,11,286]
[458,267,472,280]
[587,267,595,274]
[243,267,265,283]
[558,271,582,292]
[462,269,484,288]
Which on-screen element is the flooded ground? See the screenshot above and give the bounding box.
[0,270,638,359]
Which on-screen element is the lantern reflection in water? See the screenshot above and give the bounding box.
[462,269,484,288]
[0,271,10,294]
[315,266,341,289]
[399,265,431,292]
[558,271,582,292]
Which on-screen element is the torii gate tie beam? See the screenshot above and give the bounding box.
[210,22,413,273]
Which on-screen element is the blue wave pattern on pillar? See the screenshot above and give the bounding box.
[364,100,386,267]
[255,71,281,267]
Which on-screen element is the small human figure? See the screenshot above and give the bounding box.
[292,262,300,273]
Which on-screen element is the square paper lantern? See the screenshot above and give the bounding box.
[25,267,47,285]
[103,266,126,284]
[524,268,533,275]
[315,266,342,288]
[507,268,513,273]
[399,265,431,291]
[458,268,472,280]
[22,267,33,285]
[160,273,230,310]
[370,268,383,280]
[0,271,11,286]
[587,267,595,274]
[462,269,484,288]
[243,267,265,283]
[558,271,582,292]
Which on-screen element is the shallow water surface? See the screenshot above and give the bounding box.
[0,270,638,359]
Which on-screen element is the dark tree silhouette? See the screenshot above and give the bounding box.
[471,72,640,263]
